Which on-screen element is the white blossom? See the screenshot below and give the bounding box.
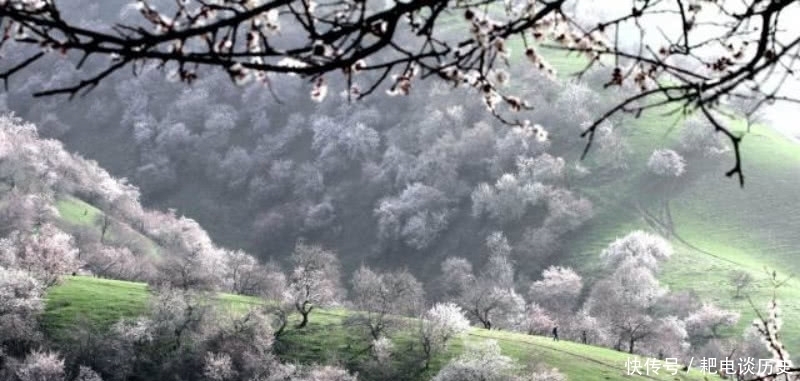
[420,302,470,355]
[647,149,686,177]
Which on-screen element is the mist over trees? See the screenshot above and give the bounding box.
[0,105,794,380]
[0,0,631,282]
[2,0,800,379]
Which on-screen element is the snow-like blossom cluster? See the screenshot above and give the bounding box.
[647,149,687,177]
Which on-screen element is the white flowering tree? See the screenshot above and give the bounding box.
[438,257,475,300]
[293,365,358,381]
[81,244,155,282]
[16,350,65,381]
[515,153,565,184]
[471,173,548,224]
[727,91,770,133]
[4,1,799,185]
[679,117,730,158]
[685,303,740,348]
[440,232,526,330]
[433,339,569,381]
[155,242,226,292]
[729,270,755,299]
[432,340,517,381]
[528,266,582,322]
[419,302,470,369]
[100,287,310,381]
[151,215,230,291]
[13,224,81,287]
[600,231,673,273]
[284,241,343,328]
[641,149,687,237]
[568,309,608,346]
[587,231,674,354]
[472,157,592,261]
[0,193,56,237]
[371,336,394,364]
[522,303,556,336]
[586,264,667,354]
[591,122,630,173]
[647,149,687,178]
[0,266,44,354]
[311,115,381,171]
[203,352,235,381]
[375,182,453,250]
[224,250,287,297]
[202,307,290,381]
[350,266,425,339]
[639,316,689,359]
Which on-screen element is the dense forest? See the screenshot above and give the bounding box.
[1,0,799,380]
[0,0,713,279]
[0,114,768,380]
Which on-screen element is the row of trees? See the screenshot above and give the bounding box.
[152,230,773,380]
[1,0,759,296]
[0,113,485,380]
[434,230,758,360]
[0,0,645,282]
[0,222,780,381]
[0,112,780,375]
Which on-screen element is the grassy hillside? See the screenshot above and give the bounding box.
[56,196,104,226]
[44,276,721,381]
[29,34,800,369]
[44,64,800,356]
[55,195,160,257]
[523,46,800,352]
[561,112,800,353]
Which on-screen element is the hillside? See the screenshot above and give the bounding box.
[55,196,161,258]
[4,40,797,359]
[519,45,800,353]
[3,1,800,381]
[41,173,794,379]
[43,276,721,381]
[562,120,800,353]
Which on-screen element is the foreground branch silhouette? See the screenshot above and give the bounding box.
[3,0,800,185]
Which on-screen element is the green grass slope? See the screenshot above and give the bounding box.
[44,276,721,381]
[522,45,800,352]
[55,195,160,257]
[558,112,800,353]
[56,196,104,226]
[35,36,800,371]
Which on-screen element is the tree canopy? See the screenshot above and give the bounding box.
[3,0,800,184]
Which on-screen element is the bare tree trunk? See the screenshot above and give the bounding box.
[296,308,312,328]
[100,214,111,244]
[273,310,288,337]
[663,199,675,234]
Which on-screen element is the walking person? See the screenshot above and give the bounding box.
[552,326,559,342]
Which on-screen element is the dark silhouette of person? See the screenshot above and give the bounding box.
[552,326,559,342]
[581,330,587,344]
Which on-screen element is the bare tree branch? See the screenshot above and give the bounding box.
[2,0,800,186]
